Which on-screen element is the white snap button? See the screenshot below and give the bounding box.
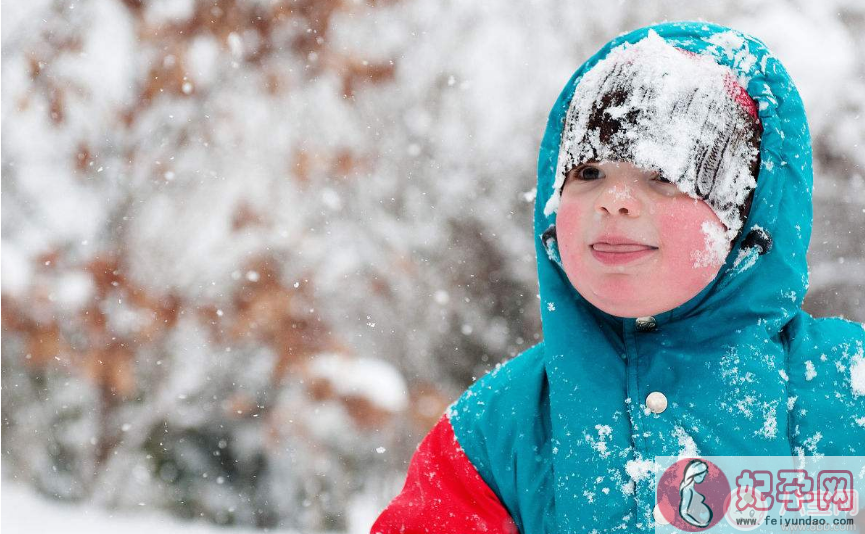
[636,316,657,332]
[646,391,667,414]
[653,504,670,524]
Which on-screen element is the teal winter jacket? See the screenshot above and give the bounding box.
[373,20,865,534]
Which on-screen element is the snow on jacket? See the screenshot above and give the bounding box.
[372,20,865,534]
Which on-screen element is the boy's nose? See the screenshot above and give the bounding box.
[595,184,641,217]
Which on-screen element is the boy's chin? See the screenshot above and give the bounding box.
[584,292,685,319]
[575,270,715,318]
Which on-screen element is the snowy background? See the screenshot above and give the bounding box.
[2,0,864,532]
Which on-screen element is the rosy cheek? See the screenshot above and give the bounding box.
[656,199,726,282]
[555,198,586,271]
[658,204,703,263]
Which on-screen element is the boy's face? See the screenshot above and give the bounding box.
[556,160,729,318]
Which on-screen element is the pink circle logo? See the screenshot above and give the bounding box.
[656,458,731,531]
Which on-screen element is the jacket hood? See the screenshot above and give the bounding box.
[535,21,811,337]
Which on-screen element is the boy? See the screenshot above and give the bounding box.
[372,21,865,534]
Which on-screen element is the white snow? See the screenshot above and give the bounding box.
[51,1,136,107]
[143,0,196,26]
[624,457,659,484]
[307,353,408,412]
[0,481,365,533]
[804,360,817,381]
[609,184,633,201]
[586,424,614,458]
[51,271,95,312]
[755,404,778,439]
[732,245,759,273]
[691,220,733,268]
[0,240,33,297]
[227,32,244,59]
[801,431,823,456]
[851,352,865,397]
[706,30,758,84]
[186,34,221,87]
[672,425,700,458]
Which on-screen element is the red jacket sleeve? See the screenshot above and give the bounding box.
[371,413,518,534]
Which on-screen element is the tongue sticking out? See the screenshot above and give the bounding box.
[592,243,656,253]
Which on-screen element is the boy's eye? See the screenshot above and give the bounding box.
[572,165,603,181]
[652,172,673,184]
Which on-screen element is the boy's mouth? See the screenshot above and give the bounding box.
[590,243,657,253]
[590,237,658,266]
[590,234,659,252]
